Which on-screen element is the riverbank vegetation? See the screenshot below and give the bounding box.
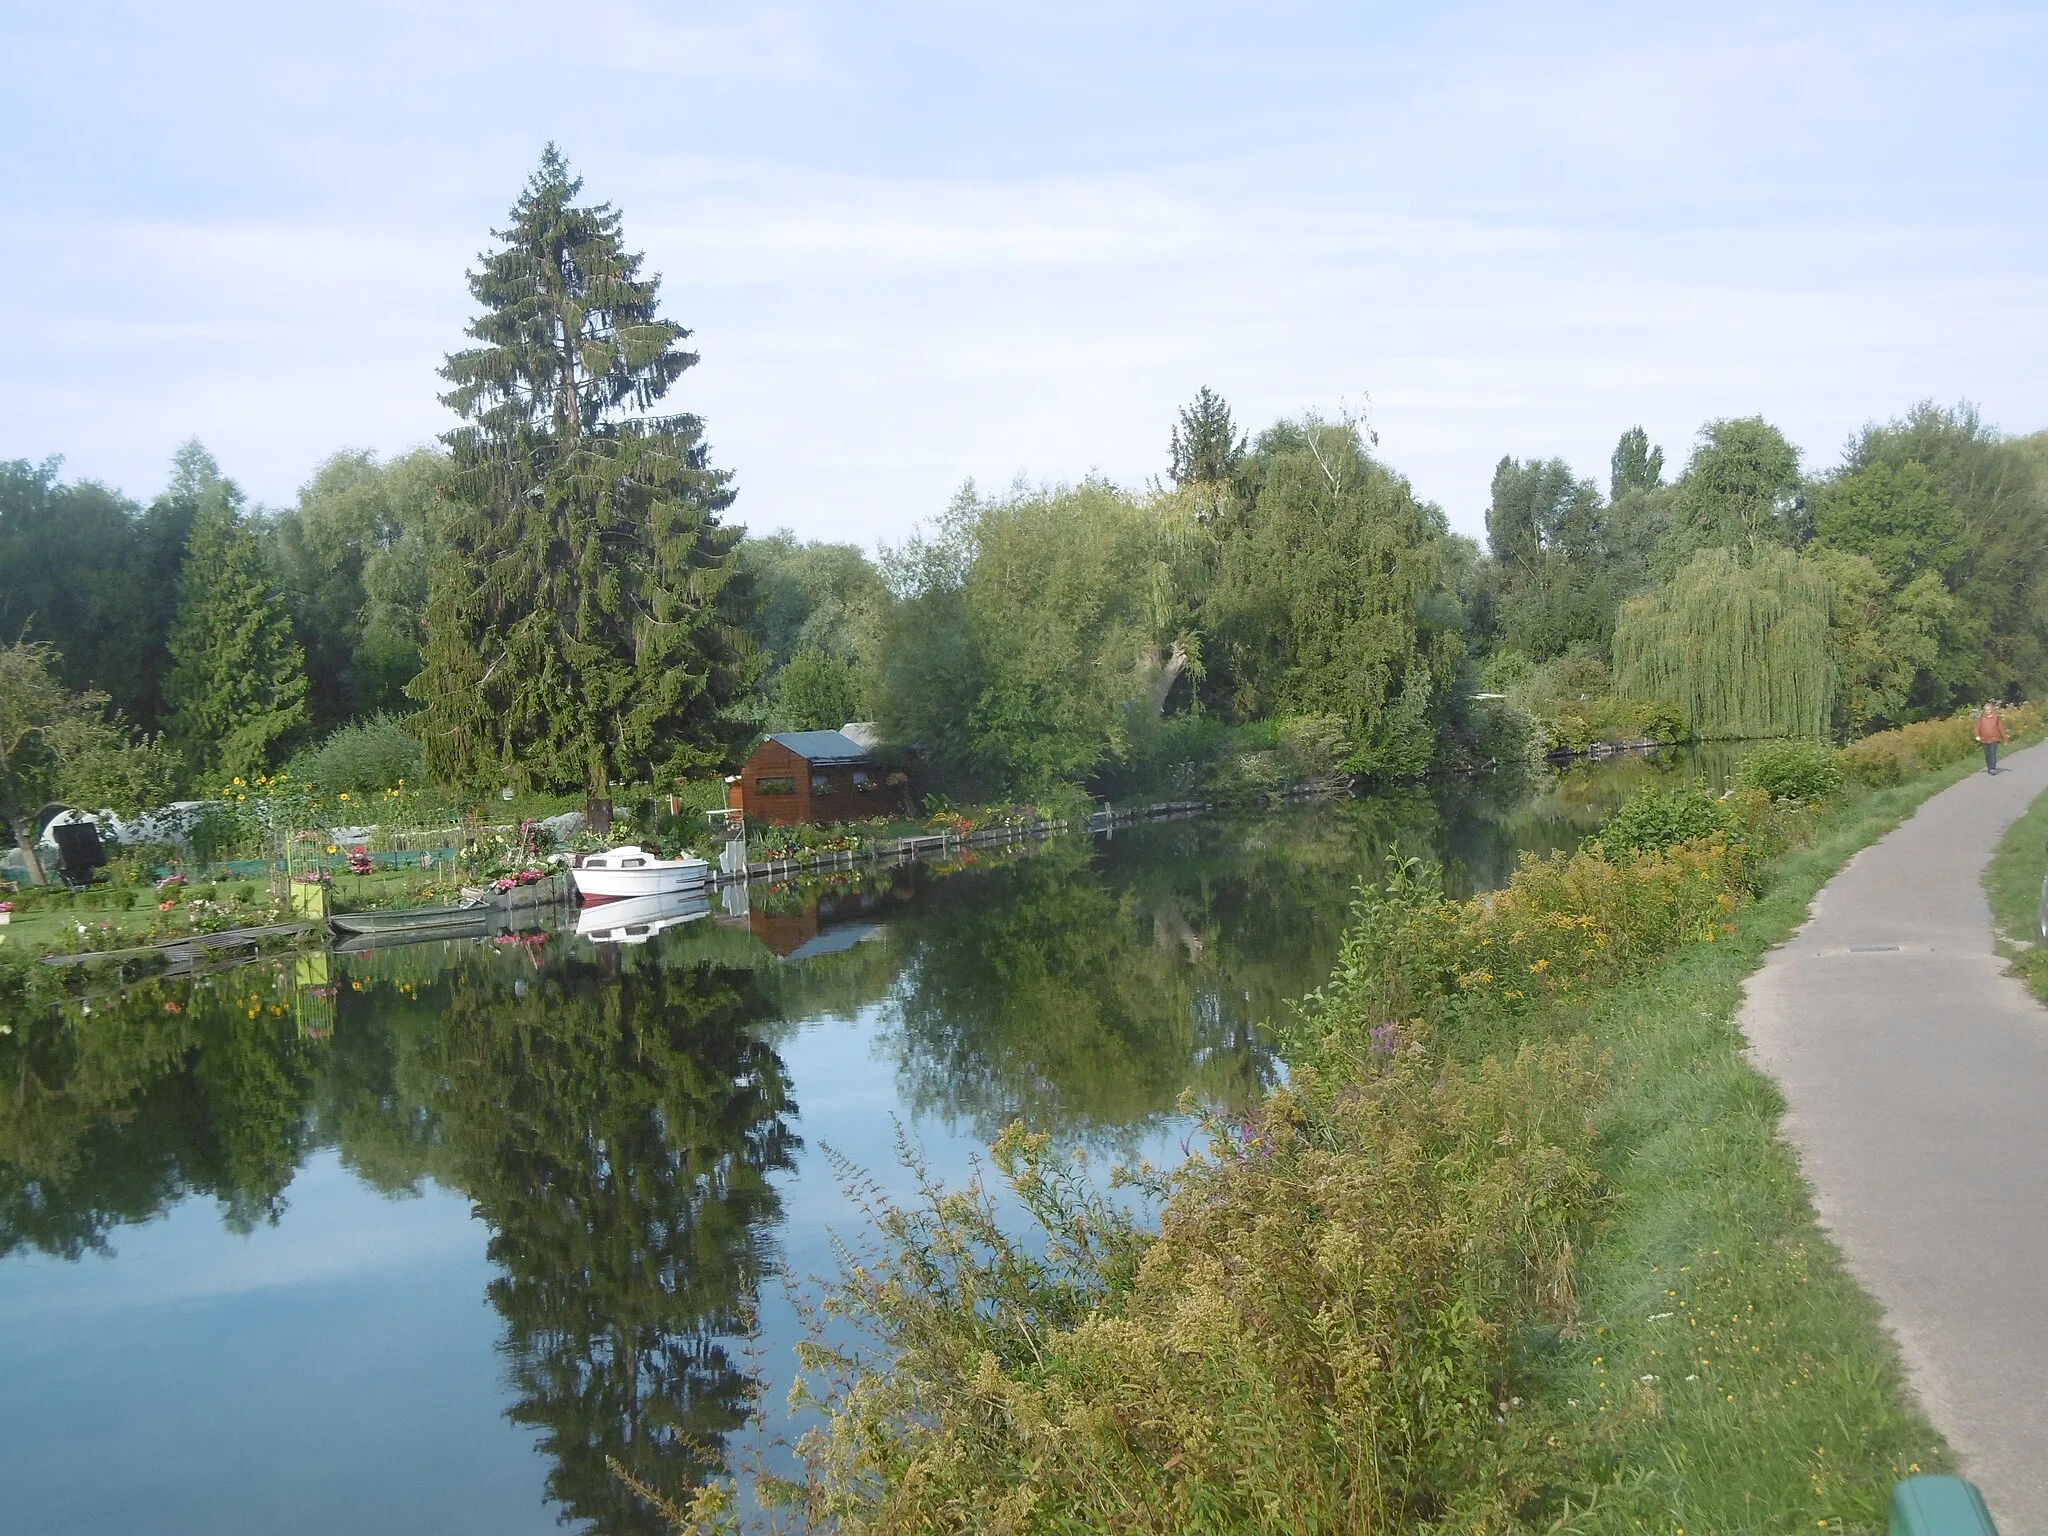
[646,713,2037,1534]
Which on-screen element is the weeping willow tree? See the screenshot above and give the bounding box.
[1614,545,1834,739]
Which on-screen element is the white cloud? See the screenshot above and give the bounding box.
[0,0,2042,542]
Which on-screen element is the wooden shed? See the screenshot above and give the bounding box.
[725,729,889,827]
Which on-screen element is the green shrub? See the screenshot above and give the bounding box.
[1594,785,1733,857]
[1099,714,1275,803]
[1292,833,1759,1037]
[1276,712,1351,782]
[1469,695,1541,774]
[1739,738,1845,803]
[293,713,425,795]
[785,1040,1604,1534]
[1478,646,1535,693]
[1543,695,1688,753]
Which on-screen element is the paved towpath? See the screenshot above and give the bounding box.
[1743,741,2048,1529]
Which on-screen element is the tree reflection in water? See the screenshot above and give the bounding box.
[0,976,317,1258]
[874,797,1451,1145]
[418,944,796,1533]
[0,944,797,1536]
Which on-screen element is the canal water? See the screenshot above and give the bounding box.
[0,757,1694,1534]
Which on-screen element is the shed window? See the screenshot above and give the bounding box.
[755,776,796,796]
[853,771,874,791]
[811,775,832,794]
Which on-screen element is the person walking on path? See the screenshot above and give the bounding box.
[1976,701,2010,773]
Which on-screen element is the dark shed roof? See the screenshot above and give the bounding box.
[764,730,872,765]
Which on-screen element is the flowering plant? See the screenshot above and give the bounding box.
[346,846,375,875]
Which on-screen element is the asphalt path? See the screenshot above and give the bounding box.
[1742,740,2048,1530]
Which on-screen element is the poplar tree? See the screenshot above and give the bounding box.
[1609,425,1665,499]
[166,484,310,785]
[412,147,753,828]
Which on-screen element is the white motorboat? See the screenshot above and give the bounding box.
[575,889,712,945]
[571,845,711,902]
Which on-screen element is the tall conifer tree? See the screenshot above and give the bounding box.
[412,147,753,826]
[1168,386,1247,490]
[166,483,310,785]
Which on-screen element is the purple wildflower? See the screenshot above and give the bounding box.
[1369,1022,1399,1057]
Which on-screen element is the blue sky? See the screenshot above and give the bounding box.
[3,1,2043,545]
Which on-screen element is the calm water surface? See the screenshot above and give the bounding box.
[0,760,1695,1534]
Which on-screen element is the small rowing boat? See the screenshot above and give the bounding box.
[571,845,711,902]
[330,902,487,938]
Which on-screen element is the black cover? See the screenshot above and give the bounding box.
[50,820,108,886]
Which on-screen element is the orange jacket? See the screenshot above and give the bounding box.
[1975,709,2009,744]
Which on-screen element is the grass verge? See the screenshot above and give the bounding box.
[1515,752,2009,1533]
[1985,771,2048,1005]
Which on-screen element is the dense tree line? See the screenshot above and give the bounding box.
[6,147,2047,844]
[1472,406,2048,741]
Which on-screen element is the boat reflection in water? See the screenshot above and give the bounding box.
[574,889,713,945]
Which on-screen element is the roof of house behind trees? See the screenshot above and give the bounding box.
[763,730,873,765]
